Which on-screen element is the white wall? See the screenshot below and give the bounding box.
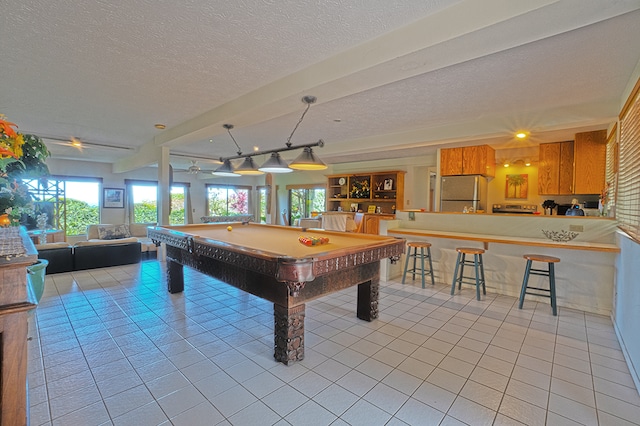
[613,232,640,392]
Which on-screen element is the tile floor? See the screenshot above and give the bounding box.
[27,261,640,426]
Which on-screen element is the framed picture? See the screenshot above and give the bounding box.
[505,174,528,199]
[350,203,359,212]
[367,205,377,213]
[103,188,125,208]
[383,178,393,190]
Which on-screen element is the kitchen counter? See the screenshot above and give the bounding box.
[377,212,619,315]
[387,228,619,252]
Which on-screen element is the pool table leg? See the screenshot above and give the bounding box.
[273,304,305,365]
[357,277,380,321]
[167,259,184,294]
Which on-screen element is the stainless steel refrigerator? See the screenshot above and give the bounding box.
[440,175,488,212]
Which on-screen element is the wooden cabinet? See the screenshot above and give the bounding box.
[538,141,574,195]
[538,130,606,195]
[440,148,463,175]
[574,130,607,194]
[0,228,37,426]
[362,214,395,235]
[441,145,495,177]
[326,170,405,214]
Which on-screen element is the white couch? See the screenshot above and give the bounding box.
[82,223,158,258]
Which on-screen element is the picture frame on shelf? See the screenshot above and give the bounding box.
[383,178,393,190]
[103,188,125,208]
[367,205,377,213]
[350,203,359,212]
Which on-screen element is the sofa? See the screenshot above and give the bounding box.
[36,223,157,273]
[201,215,254,223]
[83,223,158,260]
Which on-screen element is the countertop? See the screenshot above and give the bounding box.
[387,228,620,252]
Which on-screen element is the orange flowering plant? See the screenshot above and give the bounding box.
[0,115,50,225]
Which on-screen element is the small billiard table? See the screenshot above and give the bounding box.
[148,223,405,364]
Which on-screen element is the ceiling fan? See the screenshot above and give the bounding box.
[173,160,216,175]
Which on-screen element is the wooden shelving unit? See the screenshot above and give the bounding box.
[326,171,405,214]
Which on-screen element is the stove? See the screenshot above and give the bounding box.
[492,204,538,214]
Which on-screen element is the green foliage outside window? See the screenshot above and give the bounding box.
[65,198,99,236]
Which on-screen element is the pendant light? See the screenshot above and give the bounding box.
[217,96,327,173]
[212,159,240,177]
[289,147,327,170]
[234,156,263,175]
[258,152,293,173]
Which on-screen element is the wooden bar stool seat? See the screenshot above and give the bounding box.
[402,241,435,288]
[450,247,486,300]
[519,254,560,316]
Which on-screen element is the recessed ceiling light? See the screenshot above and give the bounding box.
[154,123,166,130]
[515,132,527,139]
[334,119,342,122]
[253,146,260,152]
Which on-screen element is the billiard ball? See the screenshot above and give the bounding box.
[227,226,232,231]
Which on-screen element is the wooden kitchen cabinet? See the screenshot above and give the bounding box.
[573,130,607,194]
[440,147,463,175]
[441,145,495,177]
[538,130,606,195]
[538,141,574,195]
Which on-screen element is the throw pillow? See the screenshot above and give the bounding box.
[97,224,131,240]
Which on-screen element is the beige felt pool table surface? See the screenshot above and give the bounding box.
[149,222,400,259]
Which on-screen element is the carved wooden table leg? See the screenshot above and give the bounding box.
[273,304,305,364]
[167,258,184,294]
[357,276,380,321]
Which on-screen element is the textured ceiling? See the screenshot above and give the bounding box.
[2,0,640,172]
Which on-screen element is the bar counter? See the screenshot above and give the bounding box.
[379,211,619,315]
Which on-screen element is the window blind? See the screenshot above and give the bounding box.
[617,79,640,242]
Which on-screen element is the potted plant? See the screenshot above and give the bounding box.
[0,115,51,226]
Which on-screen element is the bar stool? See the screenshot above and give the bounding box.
[450,247,486,300]
[402,241,435,288]
[519,254,560,316]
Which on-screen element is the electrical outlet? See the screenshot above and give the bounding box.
[569,224,584,232]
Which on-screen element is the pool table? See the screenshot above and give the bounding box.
[148,223,405,364]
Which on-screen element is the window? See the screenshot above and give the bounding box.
[206,185,251,216]
[131,184,158,223]
[257,186,268,223]
[128,181,189,225]
[287,186,325,225]
[23,177,101,236]
[617,79,640,241]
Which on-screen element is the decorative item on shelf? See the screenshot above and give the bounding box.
[0,114,51,227]
[542,229,578,242]
[384,178,393,190]
[213,96,327,176]
[376,182,382,191]
[350,179,370,199]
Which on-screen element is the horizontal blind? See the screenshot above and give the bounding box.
[605,125,617,211]
[618,80,640,242]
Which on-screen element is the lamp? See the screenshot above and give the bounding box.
[259,152,293,173]
[218,96,327,173]
[289,147,327,170]
[234,156,263,175]
[212,159,239,177]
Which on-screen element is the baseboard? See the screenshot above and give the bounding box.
[612,314,640,396]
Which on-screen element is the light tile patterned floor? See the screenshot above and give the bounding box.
[28,261,640,426]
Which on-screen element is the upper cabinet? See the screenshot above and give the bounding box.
[538,141,574,195]
[326,170,405,214]
[573,130,607,194]
[538,130,606,195]
[441,145,495,177]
